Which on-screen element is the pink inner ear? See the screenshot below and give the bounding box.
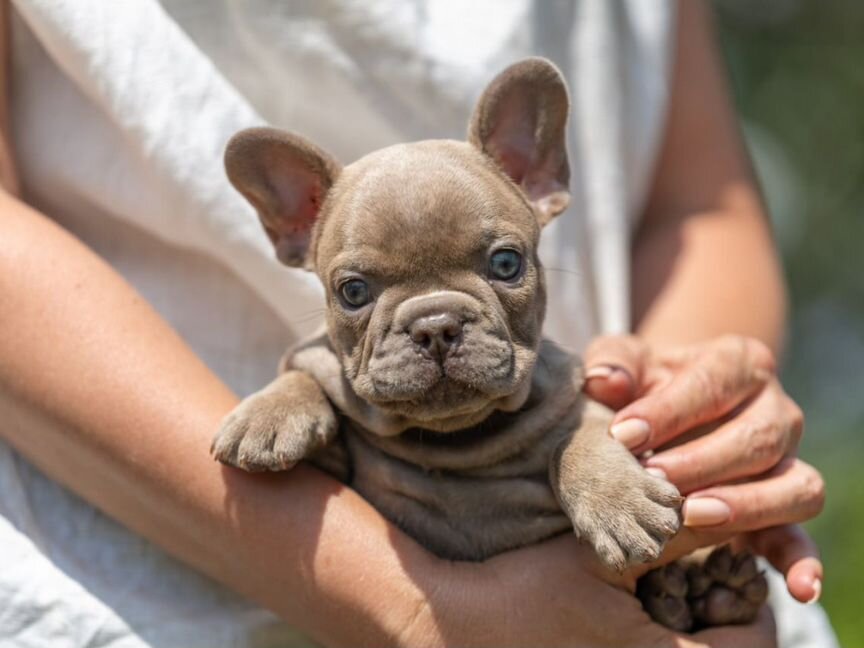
[262,169,324,263]
[485,125,569,224]
[494,146,531,184]
[242,165,325,268]
[484,93,538,185]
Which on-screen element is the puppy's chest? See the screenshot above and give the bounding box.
[311,400,584,561]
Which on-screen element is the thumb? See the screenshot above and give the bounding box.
[583,335,646,409]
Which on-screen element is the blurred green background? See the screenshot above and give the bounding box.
[716,2,864,645]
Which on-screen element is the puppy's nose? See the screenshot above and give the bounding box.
[409,313,463,361]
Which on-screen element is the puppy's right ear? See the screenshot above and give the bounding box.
[469,58,570,226]
[225,127,341,268]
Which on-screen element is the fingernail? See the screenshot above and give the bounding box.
[683,497,731,527]
[609,419,651,449]
[585,365,615,380]
[806,578,822,604]
[645,466,668,481]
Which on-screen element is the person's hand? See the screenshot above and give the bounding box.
[402,531,776,648]
[582,334,825,604]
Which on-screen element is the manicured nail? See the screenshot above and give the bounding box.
[609,419,651,449]
[645,466,668,481]
[682,497,731,527]
[585,365,615,380]
[806,578,822,604]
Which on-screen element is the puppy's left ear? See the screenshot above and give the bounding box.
[469,57,570,226]
[225,127,341,268]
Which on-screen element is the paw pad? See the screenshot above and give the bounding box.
[636,546,768,632]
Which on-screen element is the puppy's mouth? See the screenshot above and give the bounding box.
[353,331,531,431]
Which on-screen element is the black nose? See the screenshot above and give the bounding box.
[409,313,463,361]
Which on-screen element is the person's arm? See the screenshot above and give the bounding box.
[633,0,786,351]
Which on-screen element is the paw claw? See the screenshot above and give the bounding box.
[593,534,628,573]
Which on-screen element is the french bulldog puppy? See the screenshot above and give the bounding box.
[212,58,766,631]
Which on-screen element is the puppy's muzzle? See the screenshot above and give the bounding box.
[359,290,516,418]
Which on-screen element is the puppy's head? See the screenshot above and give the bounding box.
[226,58,570,432]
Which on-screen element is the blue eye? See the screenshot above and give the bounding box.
[489,249,522,281]
[340,279,371,308]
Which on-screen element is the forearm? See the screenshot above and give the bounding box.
[632,197,786,352]
[0,191,438,647]
[631,0,786,354]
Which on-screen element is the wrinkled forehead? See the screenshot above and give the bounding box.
[315,141,538,278]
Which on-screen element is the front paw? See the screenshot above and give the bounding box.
[211,388,336,472]
[556,460,682,571]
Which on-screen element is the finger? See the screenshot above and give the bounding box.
[679,605,776,648]
[583,366,638,410]
[644,385,804,493]
[610,336,775,453]
[747,525,823,604]
[681,458,825,532]
[582,335,645,409]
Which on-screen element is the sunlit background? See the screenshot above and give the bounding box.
[716,1,864,645]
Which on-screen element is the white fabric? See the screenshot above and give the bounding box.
[0,0,837,646]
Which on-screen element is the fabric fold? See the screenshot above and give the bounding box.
[13,0,325,338]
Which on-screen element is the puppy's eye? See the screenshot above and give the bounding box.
[339,278,371,308]
[489,249,522,281]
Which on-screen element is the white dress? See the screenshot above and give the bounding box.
[0,1,837,646]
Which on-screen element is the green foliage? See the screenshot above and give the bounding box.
[716,2,864,644]
[806,444,864,648]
